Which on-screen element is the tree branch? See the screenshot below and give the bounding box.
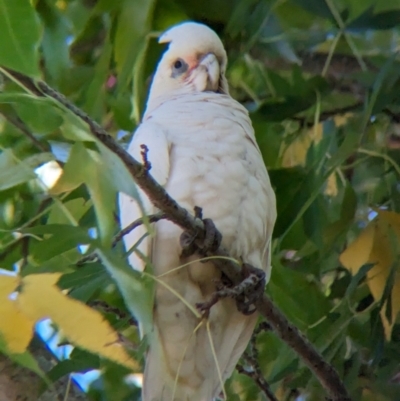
[237,361,278,401]
[1,68,351,401]
[237,321,278,401]
[0,336,87,401]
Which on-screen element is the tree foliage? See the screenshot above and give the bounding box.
[0,0,400,400]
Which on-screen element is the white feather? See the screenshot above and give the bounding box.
[119,22,276,401]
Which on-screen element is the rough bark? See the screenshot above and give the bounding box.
[0,338,86,401]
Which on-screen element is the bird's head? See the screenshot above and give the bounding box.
[147,22,229,106]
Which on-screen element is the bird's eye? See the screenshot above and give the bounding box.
[171,58,188,77]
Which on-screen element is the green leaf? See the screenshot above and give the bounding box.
[269,259,331,328]
[48,198,92,226]
[345,263,375,299]
[36,0,71,84]
[0,0,41,77]
[362,53,399,128]
[0,149,53,191]
[326,128,360,171]
[0,93,63,134]
[51,142,116,244]
[47,348,100,383]
[290,0,334,20]
[310,309,353,353]
[59,113,96,142]
[83,38,113,120]
[51,138,143,245]
[268,345,298,383]
[98,248,154,336]
[58,263,110,302]
[96,143,142,200]
[349,8,400,30]
[268,167,305,237]
[114,0,156,89]
[19,224,92,263]
[13,97,63,134]
[21,250,83,276]
[257,71,328,121]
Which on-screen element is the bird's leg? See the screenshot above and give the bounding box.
[196,264,266,316]
[196,278,230,317]
[179,207,222,258]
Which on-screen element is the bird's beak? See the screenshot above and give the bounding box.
[187,53,221,92]
[198,53,220,91]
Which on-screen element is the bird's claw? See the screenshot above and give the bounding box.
[196,294,219,318]
[179,209,222,258]
[235,264,266,315]
[196,264,266,317]
[200,218,222,255]
[179,231,198,258]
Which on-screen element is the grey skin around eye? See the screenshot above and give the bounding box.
[171,58,188,77]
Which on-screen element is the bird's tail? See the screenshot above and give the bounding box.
[142,304,258,401]
[142,326,217,401]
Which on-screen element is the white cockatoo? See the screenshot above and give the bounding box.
[119,22,276,401]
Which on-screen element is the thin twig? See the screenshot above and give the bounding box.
[76,212,167,266]
[237,360,279,401]
[236,321,277,400]
[88,300,137,327]
[113,212,167,245]
[0,111,49,152]
[2,68,351,401]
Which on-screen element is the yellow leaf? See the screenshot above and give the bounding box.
[0,275,34,353]
[282,114,352,168]
[379,210,400,237]
[0,274,18,293]
[17,273,138,370]
[340,212,400,339]
[325,172,338,197]
[339,222,375,274]
[282,126,319,168]
[333,113,353,127]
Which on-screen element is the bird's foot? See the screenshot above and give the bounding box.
[196,264,265,317]
[196,293,220,318]
[235,263,266,315]
[179,230,198,258]
[179,207,222,258]
[200,218,222,255]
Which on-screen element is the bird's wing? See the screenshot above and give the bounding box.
[118,121,170,273]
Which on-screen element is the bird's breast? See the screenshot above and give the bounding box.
[149,95,270,266]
